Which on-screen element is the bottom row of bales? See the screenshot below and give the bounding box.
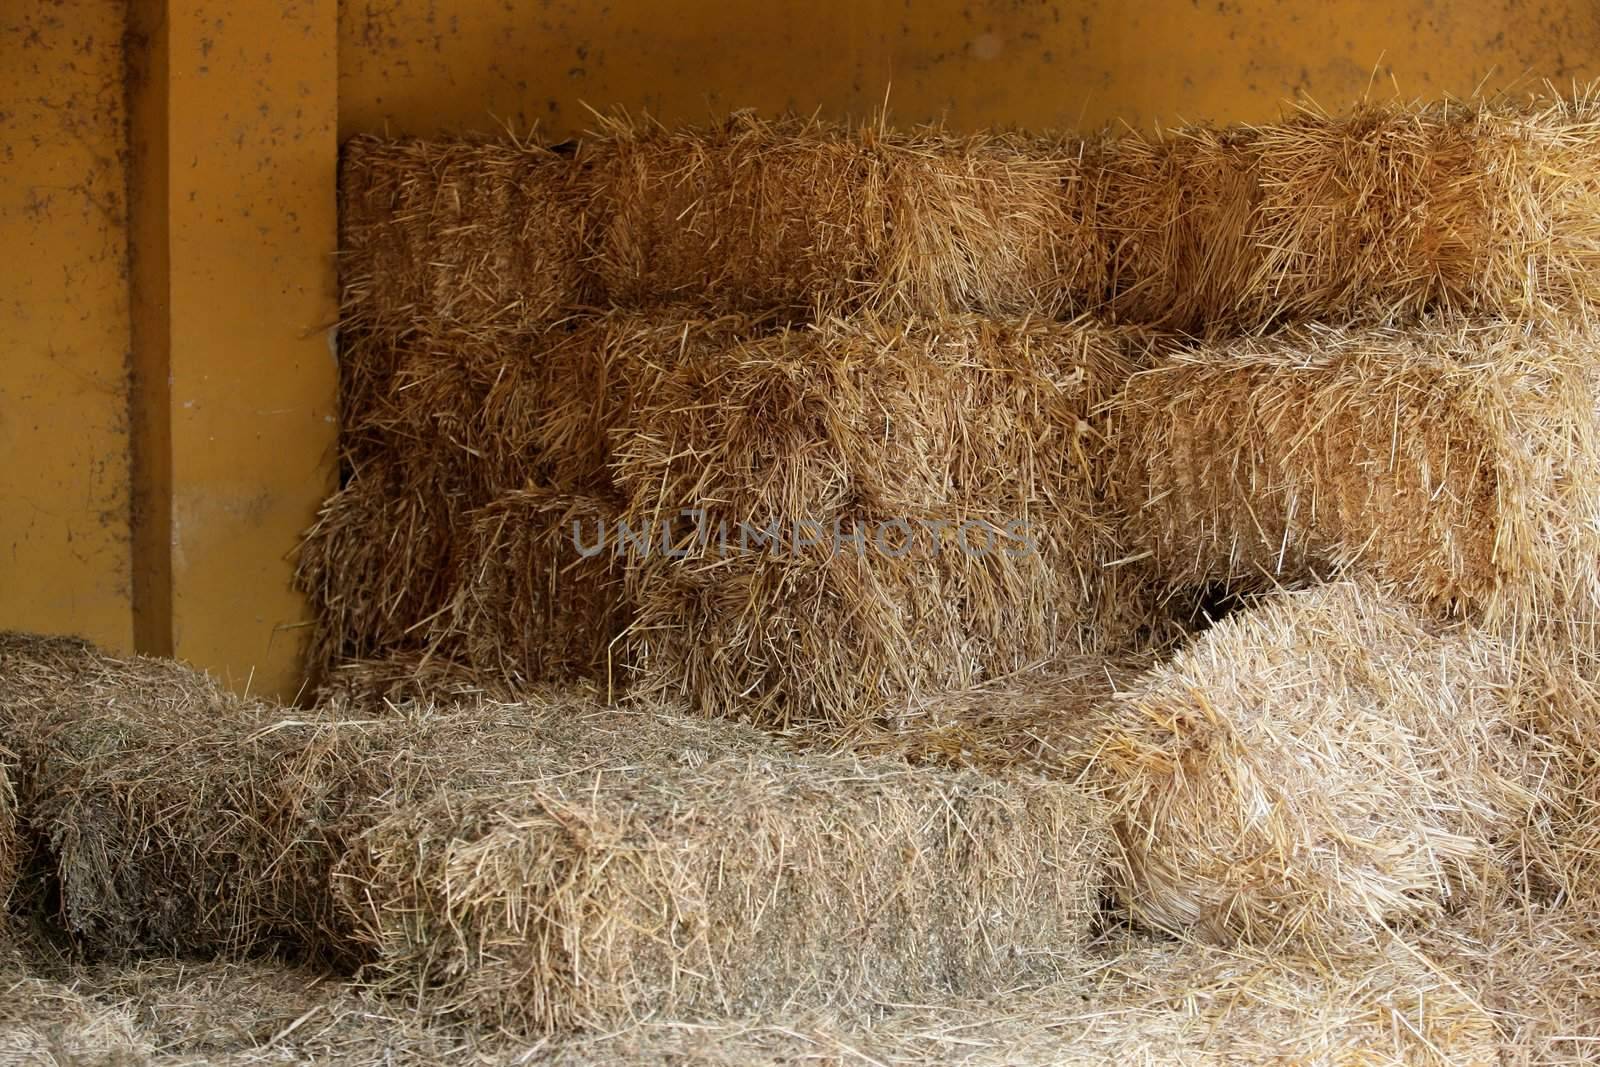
[3,575,1597,1058]
[301,311,1600,732]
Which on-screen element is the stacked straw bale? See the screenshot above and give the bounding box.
[0,634,1108,1030]
[613,314,1156,728]
[427,488,628,684]
[1108,317,1600,635]
[338,136,596,340]
[1099,95,1600,331]
[1094,580,1548,952]
[588,113,1104,318]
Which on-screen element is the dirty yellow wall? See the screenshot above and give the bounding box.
[340,0,1600,139]
[0,0,134,654]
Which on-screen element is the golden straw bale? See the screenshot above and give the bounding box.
[476,311,768,495]
[588,115,1104,317]
[331,706,1108,1035]
[1246,96,1600,325]
[875,131,1104,317]
[1096,580,1547,952]
[338,136,595,336]
[428,488,628,685]
[1108,317,1600,633]
[1098,126,1261,332]
[611,315,1153,728]
[588,113,885,313]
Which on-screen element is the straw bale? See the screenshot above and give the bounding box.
[427,488,628,684]
[0,636,1107,1030]
[338,136,595,337]
[0,744,16,909]
[294,459,461,673]
[1098,126,1262,333]
[476,311,767,495]
[1421,902,1600,1067]
[612,315,1154,728]
[1244,95,1600,325]
[538,932,1495,1065]
[332,713,1108,1035]
[1095,580,1547,952]
[588,113,884,313]
[875,132,1105,317]
[1108,317,1600,633]
[589,114,1103,317]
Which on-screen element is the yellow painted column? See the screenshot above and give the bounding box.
[0,0,134,654]
[128,0,339,699]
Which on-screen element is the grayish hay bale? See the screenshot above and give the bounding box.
[331,709,1109,1033]
[0,635,1108,1036]
[1095,580,1548,952]
[0,744,16,909]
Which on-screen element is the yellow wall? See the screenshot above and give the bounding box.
[0,0,134,654]
[341,0,1600,139]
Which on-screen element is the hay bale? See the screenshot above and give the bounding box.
[1098,94,1600,331]
[1245,96,1600,325]
[428,488,628,684]
[875,131,1104,317]
[0,744,17,909]
[331,712,1107,1035]
[1095,580,1547,951]
[293,459,461,673]
[1420,902,1600,1066]
[1098,126,1261,333]
[589,113,884,313]
[1108,317,1600,633]
[0,635,1108,1028]
[539,933,1495,1065]
[611,315,1153,728]
[589,114,1103,317]
[338,136,596,338]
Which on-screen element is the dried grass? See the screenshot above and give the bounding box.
[1099,126,1262,333]
[588,113,1104,318]
[1094,580,1551,953]
[612,314,1156,728]
[332,701,1108,1034]
[1107,317,1600,639]
[1420,901,1600,1066]
[1098,91,1600,330]
[0,635,1108,1037]
[293,459,462,674]
[1245,95,1600,326]
[427,488,628,685]
[538,932,1496,1065]
[588,113,884,313]
[0,742,16,909]
[338,136,596,338]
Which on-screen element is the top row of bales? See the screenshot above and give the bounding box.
[339,95,1600,341]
